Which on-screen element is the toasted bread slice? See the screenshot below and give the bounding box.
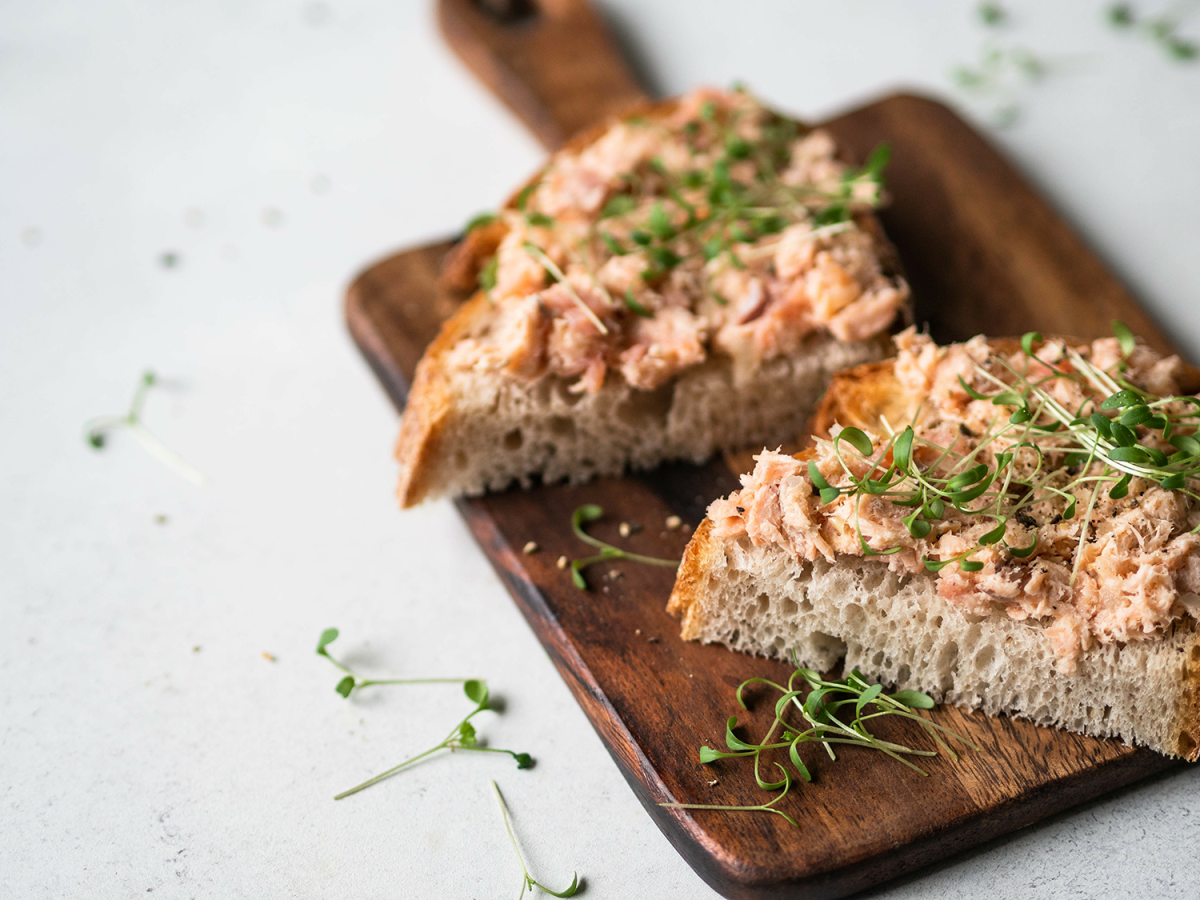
[394,90,910,507]
[669,334,1200,759]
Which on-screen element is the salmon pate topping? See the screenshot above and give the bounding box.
[447,88,909,394]
[709,327,1200,673]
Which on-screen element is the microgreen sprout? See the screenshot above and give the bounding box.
[315,628,470,698]
[977,2,1007,26]
[84,370,205,486]
[950,42,1046,127]
[333,678,533,800]
[1107,2,1199,60]
[522,242,608,335]
[808,321,1200,579]
[491,781,581,898]
[661,653,976,825]
[566,505,678,590]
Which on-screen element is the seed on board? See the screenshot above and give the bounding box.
[665,515,682,530]
[556,555,568,569]
[523,540,539,555]
[262,651,277,662]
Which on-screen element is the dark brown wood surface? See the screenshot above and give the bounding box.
[437,0,648,150]
[345,4,1185,895]
[344,92,1183,898]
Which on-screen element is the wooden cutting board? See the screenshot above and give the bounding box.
[345,3,1182,898]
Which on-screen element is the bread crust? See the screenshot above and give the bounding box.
[397,99,689,507]
[666,517,717,635]
[394,292,493,507]
[670,337,1200,760]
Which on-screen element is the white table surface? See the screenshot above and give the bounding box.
[4,1,1199,897]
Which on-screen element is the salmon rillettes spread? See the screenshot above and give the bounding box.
[708,329,1200,673]
[447,88,910,395]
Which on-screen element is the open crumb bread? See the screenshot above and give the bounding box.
[669,334,1200,759]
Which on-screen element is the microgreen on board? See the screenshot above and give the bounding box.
[567,505,679,589]
[661,654,975,824]
[491,781,581,898]
[808,322,1200,580]
[84,370,205,486]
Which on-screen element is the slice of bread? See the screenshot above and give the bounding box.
[668,339,1200,759]
[394,90,909,507]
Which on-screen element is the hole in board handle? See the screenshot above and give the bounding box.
[474,0,538,24]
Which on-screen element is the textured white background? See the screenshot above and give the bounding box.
[3,1,1199,898]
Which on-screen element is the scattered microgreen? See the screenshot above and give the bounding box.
[661,653,975,825]
[491,781,581,898]
[315,628,470,698]
[567,504,679,589]
[950,42,1046,128]
[977,2,1007,26]
[84,371,205,486]
[808,321,1200,580]
[333,678,532,800]
[1107,2,1199,60]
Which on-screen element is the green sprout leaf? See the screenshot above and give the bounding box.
[1109,473,1132,499]
[316,628,339,654]
[893,427,915,470]
[335,675,355,698]
[1101,389,1142,410]
[835,427,875,457]
[478,255,498,293]
[464,679,489,707]
[464,211,496,233]
[648,202,675,240]
[1112,320,1137,357]
[979,520,1007,545]
[624,289,652,318]
[1020,331,1042,356]
[807,461,831,490]
[600,194,636,219]
[891,689,936,710]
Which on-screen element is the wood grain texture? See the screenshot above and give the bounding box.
[344,93,1185,899]
[437,0,648,150]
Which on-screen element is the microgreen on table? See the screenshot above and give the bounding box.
[661,655,976,825]
[567,504,678,590]
[807,322,1200,579]
[316,628,470,698]
[1108,2,1198,60]
[333,677,533,800]
[491,780,581,898]
[318,629,532,800]
[84,370,205,486]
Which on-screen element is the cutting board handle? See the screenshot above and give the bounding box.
[437,0,650,150]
